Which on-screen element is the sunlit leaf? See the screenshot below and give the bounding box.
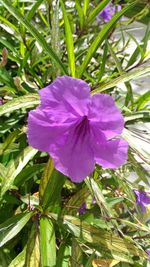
[40,217,56,267]
[1,146,37,196]
[25,222,40,267]
[0,94,39,116]
[0,212,33,248]
[92,259,120,267]
[61,0,75,77]
[0,0,67,74]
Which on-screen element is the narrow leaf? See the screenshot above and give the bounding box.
[56,243,70,267]
[0,212,33,248]
[40,217,56,267]
[87,0,111,24]
[1,146,37,196]
[83,0,90,16]
[0,0,67,74]
[92,64,150,94]
[50,213,146,261]
[78,2,137,77]
[61,0,75,76]
[8,248,26,267]
[0,94,39,116]
[27,0,44,22]
[25,222,40,267]
[40,158,66,210]
[75,0,84,29]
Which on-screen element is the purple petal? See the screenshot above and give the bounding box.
[134,190,150,213]
[146,249,150,260]
[39,76,91,120]
[96,4,121,23]
[51,118,95,182]
[89,94,124,139]
[93,137,128,169]
[27,107,74,152]
[0,97,3,105]
[79,202,86,215]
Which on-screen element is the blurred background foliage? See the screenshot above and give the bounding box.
[0,0,150,266]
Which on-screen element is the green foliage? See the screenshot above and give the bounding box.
[0,0,150,266]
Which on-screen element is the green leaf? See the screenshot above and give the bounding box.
[0,68,16,89]
[26,0,44,22]
[50,213,146,262]
[0,94,39,116]
[1,146,37,197]
[2,129,22,154]
[8,248,26,267]
[0,212,33,248]
[83,0,90,16]
[92,64,150,94]
[15,163,45,187]
[125,110,150,122]
[107,41,133,106]
[62,187,90,216]
[135,91,150,110]
[75,0,84,29]
[85,177,113,216]
[0,163,7,179]
[87,0,111,24]
[0,0,67,74]
[78,2,137,77]
[56,243,71,267]
[71,238,82,267]
[0,249,11,267]
[51,0,61,78]
[122,128,150,163]
[40,217,56,267]
[98,40,108,82]
[85,252,96,267]
[39,158,66,210]
[60,0,75,77]
[25,222,40,267]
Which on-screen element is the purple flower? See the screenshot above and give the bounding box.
[27,76,128,182]
[96,3,121,23]
[146,249,150,260]
[0,97,3,105]
[134,190,150,213]
[79,202,86,215]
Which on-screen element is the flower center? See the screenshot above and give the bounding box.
[73,116,90,146]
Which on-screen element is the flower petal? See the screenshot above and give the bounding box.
[93,137,128,169]
[50,124,95,183]
[27,107,73,152]
[39,76,91,122]
[89,94,124,139]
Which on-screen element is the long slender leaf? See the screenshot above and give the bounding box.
[39,158,66,210]
[92,64,150,94]
[1,146,37,196]
[0,94,39,116]
[60,0,75,76]
[75,0,84,29]
[40,217,56,267]
[87,0,111,24]
[0,212,33,248]
[50,213,146,262]
[135,91,150,110]
[26,0,44,22]
[8,248,26,267]
[25,222,40,267]
[0,0,67,74]
[78,2,137,77]
[83,0,90,16]
[56,243,70,267]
